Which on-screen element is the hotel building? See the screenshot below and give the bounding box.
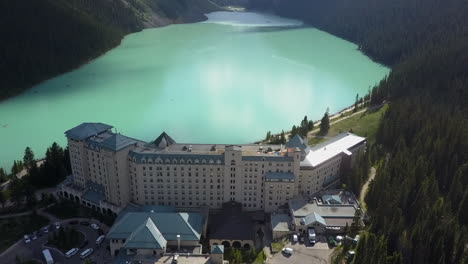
[59,123,365,214]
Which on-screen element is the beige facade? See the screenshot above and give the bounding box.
[61,123,365,214]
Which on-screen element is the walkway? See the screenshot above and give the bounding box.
[359,167,376,210]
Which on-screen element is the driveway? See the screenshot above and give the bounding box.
[0,218,111,264]
[269,237,333,264]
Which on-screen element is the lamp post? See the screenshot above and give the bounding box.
[177,234,181,251]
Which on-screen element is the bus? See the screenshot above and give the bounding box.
[42,249,54,264]
[80,248,94,259]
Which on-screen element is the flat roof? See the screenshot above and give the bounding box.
[271,214,291,232]
[289,199,357,219]
[301,133,366,167]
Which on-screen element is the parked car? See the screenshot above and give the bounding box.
[54,222,61,229]
[292,234,298,243]
[41,227,49,233]
[80,221,90,226]
[91,223,100,230]
[308,228,316,244]
[31,234,37,241]
[23,235,31,244]
[282,248,294,255]
[299,235,305,243]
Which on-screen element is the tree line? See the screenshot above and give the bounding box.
[271,0,468,263]
[0,0,219,101]
[0,143,71,208]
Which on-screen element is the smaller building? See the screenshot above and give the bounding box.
[210,245,226,264]
[107,205,206,259]
[271,213,292,240]
[288,191,362,235]
[208,202,255,250]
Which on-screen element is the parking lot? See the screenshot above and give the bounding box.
[0,218,112,264]
[269,235,333,264]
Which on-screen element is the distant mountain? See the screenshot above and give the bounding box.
[0,0,219,100]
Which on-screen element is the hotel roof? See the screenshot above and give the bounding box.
[65,122,112,140]
[87,132,142,152]
[108,211,204,242]
[301,133,366,167]
[289,199,357,219]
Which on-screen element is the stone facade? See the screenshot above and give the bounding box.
[61,123,365,214]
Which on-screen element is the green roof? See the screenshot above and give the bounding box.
[123,218,167,249]
[65,122,112,140]
[211,245,224,254]
[108,211,204,243]
[82,189,105,205]
[301,212,327,226]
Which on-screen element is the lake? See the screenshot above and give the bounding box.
[0,12,388,169]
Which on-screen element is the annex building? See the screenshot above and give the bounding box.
[58,122,366,214]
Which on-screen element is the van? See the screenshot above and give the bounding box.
[96,235,105,245]
[308,228,316,244]
[42,249,54,264]
[65,248,79,258]
[80,248,94,259]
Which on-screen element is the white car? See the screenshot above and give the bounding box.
[91,223,100,230]
[23,235,31,244]
[54,222,60,229]
[282,247,294,255]
[292,234,298,243]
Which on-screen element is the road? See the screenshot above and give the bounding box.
[269,237,333,264]
[0,218,111,264]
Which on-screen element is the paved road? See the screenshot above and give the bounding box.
[269,237,333,264]
[0,218,111,264]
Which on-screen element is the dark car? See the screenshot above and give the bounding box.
[80,221,90,226]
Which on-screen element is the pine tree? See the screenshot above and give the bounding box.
[23,147,35,168]
[319,112,330,135]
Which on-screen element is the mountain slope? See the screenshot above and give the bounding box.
[270,0,468,263]
[0,0,219,101]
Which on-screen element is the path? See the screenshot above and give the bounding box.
[307,108,368,138]
[359,167,376,210]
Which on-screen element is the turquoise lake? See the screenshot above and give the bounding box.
[0,12,389,169]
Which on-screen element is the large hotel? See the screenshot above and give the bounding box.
[59,123,366,214]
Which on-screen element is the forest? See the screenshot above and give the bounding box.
[272,0,468,263]
[0,0,218,101]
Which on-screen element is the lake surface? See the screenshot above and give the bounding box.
[0,12,388,169]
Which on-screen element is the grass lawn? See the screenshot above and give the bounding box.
[253,250,266,264]
[308,104,388,146]
[0,213,49,253]
[271,241,286,253]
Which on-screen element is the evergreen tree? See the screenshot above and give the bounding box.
[354,93,359,112]
[0,190,6,207]
[319,112,330,135]
[280,130,286,144]
[23,147,35,168]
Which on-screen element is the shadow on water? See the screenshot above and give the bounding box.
[240,25,311,34]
